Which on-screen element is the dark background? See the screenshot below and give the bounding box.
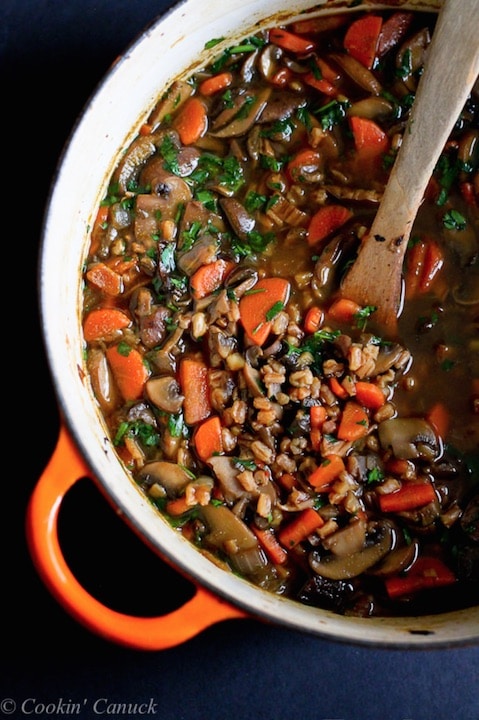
[2,2,478,719]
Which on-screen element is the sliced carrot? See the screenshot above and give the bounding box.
[385,556,456,599]
[193,415,223,462]
[278,507,324,549]
[239,277,291,346]
[426,402,450,441]
[190,259,235,299]
[287,148,322,183]
[83,307,131,342]
[310,405,327,429]
[269,27,315,54]
[337,401,369,441]
[307,205,353,247]
[377,12,413,58]
[329,377,349,400]
[105,344,149,402]
[179,356,212,425]
[349,116,390,160]
[165,495,193,517]
[405,237,444,297]
[252,526,288,565]
[344,14,382,70]
[378,482,437,513]
[304,305,324,334]
[199,71,233,96]
[173,97,208,145]
[85,262,123,296]
[327,297,362,324]
[308,453,345,489]
[354,381,386,410]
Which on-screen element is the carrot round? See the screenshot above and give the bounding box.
[337,401,369,441]
[344,14,383,70]
[308,453,345,489]
[354,381,386,410]
[193,415,223,462]
[239,277,291,346]
[190,259,235,299]
[179,356,212,425]
[278,508,324,549]
[83,307,131,342]
[173,97,208,145]
[105,344,149,401]
[307,205,353,247]
[378,482,437,513]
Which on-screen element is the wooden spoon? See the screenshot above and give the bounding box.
[340,0,479,333]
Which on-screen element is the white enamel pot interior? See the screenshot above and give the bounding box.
[38,0,479,649]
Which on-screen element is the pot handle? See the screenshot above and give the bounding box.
[26,423,247,651]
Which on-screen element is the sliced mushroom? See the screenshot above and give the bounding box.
[258,43,283,81]
[209,87,272,138]
[113,135,158,195]
[258,92,306,124]
[145,375,184,414]
[347,96,394,120]
[208,456,251,503]
[200,504,267,577]
[137,461,192,496]
[368,538,419,577]
[139,161,193,209]
[371,342,410,376]
[148,80,193,131]
[378,417,439,460]
[242,361,265,398]
[310,520,395,580]
[322,515,367,557]
[220,197,255,239]
[331,53,382,95]
[87,347,121,414]
[395,27,431,92]
[177,233,219,276]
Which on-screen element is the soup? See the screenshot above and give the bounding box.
[81,8,478,617]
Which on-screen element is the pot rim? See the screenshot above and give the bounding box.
[39,0,479,648]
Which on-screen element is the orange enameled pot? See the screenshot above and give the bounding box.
[29,0,479,651]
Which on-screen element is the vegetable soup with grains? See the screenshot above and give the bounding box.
[82,8,478,617]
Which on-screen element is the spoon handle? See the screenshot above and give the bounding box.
[341,0,479,329]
